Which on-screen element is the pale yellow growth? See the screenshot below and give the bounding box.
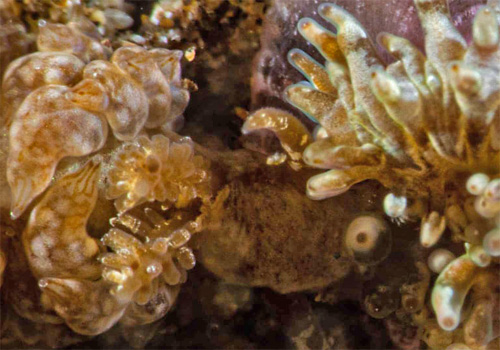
[466,173,490,196]
[296,18,345,66]
[432,255,478,331]
[428,248,456,274]
[466,243,491,267]
[304,142,383,170]
[307,166,381,200]
[288,49,337,95]
[431,252,499,341]
[483,228,500,256]
[242,108,312,165]
[99,207,197,326]
[420,211,446,248]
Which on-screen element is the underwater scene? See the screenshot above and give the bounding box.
[0,0,499,349]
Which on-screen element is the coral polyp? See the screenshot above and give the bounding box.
[243,0,500,345]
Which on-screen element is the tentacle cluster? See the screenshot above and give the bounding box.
[242,0,500,344]
[245,0,499,204]
[100,208,197,316]
[38,207,200,336]
[106,134,211,214]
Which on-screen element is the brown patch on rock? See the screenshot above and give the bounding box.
[196,156,386,293]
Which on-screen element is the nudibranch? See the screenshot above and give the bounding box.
[37,207,199,336]
[243,0,500,344]
[0,4,209,345]
[7,80,109,219]
[3,20,192,219]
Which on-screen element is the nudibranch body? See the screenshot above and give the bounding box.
[37,207,199,336]
[0,0,32,81]
[7,81,109,219]
[243,0,500,347]
[2,19,192,219]
[0,4,210,345]
[23,159,102,280]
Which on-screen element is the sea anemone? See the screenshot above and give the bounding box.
[243,0,500,344]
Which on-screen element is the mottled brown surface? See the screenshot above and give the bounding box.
[196,158,387,293]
